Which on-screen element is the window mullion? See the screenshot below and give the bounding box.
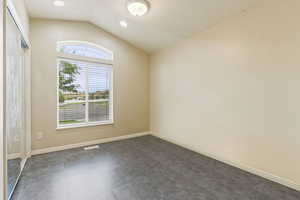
[85,65,89,123]
[109,69,113,122]
[88,99,109,103]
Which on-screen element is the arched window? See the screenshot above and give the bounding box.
[57,41,113,128]
[57,41,113,60]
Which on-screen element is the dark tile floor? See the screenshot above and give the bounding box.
[12,135,300,200]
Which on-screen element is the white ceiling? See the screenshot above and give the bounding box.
[25,0,260,53]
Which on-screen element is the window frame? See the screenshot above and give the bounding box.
[56,41,114,130]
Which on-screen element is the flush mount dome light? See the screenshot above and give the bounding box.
[53,0,65,7]
[127,0,150,16]
[120,20,128,28]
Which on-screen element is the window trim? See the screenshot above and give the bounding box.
[56,42,114,130]
[57,52,113,65]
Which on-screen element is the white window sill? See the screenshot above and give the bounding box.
[56,120,114,130]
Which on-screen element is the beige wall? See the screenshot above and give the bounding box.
[30,19,149,150]
[150,0,300,188]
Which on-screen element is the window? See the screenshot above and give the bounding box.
[57,41,113,129]
[57,41,113,60]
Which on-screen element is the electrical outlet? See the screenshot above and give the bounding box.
[36,132,44,140]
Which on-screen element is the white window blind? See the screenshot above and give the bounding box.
[87,65,111,122]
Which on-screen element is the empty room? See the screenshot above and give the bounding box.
[1,0,300,199]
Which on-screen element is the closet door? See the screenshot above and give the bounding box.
[6,12,25,198]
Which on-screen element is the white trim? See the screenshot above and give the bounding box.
[88,99,109,103]
[151,133,300,192]
[57,52,113,65]
[84,61,89,123]
[31,132,150,156]
[109,66,114,123]
[56,58,60,129]
[56,120,113,130]
[7,153,21,160]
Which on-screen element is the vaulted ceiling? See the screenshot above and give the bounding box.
[25,0,260,53]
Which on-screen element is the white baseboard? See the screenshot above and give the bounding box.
[151,132,300,192]
[31,132,150,156]
[7,153,21,160]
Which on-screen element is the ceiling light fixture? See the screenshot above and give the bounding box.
[127,0,150,16]
[53,0,65,7]
[120,20,128,28]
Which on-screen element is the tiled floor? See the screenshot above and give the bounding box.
[12,135,300,200]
